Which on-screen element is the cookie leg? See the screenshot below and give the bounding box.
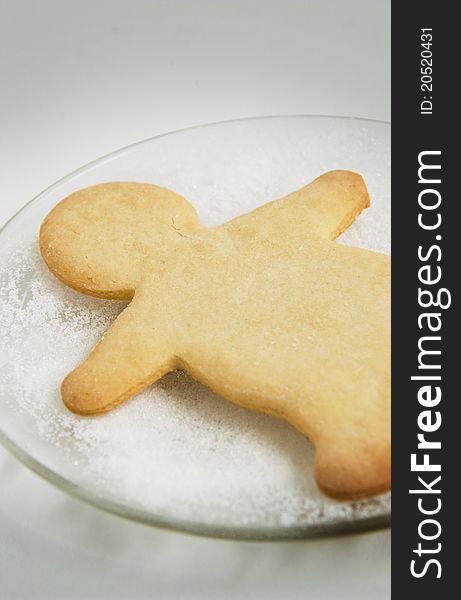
[314,438,391,499]
[61,297,175,415]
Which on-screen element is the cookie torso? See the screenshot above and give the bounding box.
[137,228,390,497]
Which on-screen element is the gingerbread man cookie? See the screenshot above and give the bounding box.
[39,171,390,499]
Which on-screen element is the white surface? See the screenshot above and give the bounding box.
[0,0,390,598]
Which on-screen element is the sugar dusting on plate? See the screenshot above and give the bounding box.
[0,119,390,533]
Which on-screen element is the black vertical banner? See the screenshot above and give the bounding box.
[392,2,457,595]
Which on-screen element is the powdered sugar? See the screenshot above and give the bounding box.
[0,117,390,535]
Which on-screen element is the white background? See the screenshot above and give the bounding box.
[0,1,391,598]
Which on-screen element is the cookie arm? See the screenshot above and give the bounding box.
[61,295,175,415]
[223,170,370,242]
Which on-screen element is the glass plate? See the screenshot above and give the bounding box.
[0,116,390,540]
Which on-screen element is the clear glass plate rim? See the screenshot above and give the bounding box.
[0,114,391,540]
[0,113,390,236]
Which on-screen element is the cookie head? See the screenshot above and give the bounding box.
[39,182,201,299]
